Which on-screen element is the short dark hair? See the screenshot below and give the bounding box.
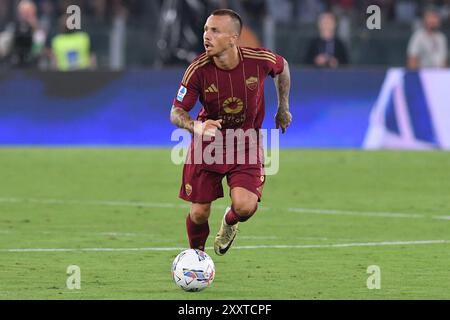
[211,9,243,35]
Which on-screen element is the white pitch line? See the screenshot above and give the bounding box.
[0,197,189,209]
[0,197,448,220]
[233,240,450,249]
[432,216,450,221]
[0,197,268,212]
[1,240,449,253]
[287,208,425,219]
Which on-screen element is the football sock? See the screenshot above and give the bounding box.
[186,214,209,251]
[225,204,258,225]
[225,206,240,225]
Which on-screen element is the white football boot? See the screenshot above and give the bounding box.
[214,207,239,256]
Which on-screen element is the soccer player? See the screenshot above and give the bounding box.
[170,9,292,255]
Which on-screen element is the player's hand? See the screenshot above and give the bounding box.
[193,119,222,138]
[275,108,292,134]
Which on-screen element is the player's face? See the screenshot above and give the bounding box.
[203,15,238,57]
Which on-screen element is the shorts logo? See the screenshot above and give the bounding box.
[185,183,192,196]
[260,175,265,183]
[177,85,187,102]
[246,76,258,90]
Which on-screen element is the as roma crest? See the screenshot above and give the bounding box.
[246,76,258,90]
[185,184,192,196]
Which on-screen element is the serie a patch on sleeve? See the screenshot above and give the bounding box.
[177,85,187,102]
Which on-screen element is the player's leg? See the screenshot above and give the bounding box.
[214,165,264,255]
[226,187,259,223]
[179,162,225,251]
[186,202,211,251]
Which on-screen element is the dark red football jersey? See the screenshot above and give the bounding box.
[173,47,285,131]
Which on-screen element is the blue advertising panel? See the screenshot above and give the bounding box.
[1,69,448,149]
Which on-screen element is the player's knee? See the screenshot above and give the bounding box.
[233,202,258,220]
[190,205,211,224]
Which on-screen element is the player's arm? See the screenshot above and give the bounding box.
[171,63,222,137]
[170,105,222,137]
[170,105,195,133]
[274,58,293,134]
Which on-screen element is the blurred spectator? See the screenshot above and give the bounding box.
[49,14,97,71]
[0,0,46,68]
[304,12,349,68]
[1,0,448,69]
[441,0,450,22]
[297,0,326,23]
[39,0,56,36]
[155,0,219,66]
[395,0,419,23]
[109,0,128,69]
[155,0,260,66]
[0,0,12,31]
[407,8,448,69]
[266,0,293,23]
[242,0,267,25]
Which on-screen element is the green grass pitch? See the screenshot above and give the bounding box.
[0,148,449,299]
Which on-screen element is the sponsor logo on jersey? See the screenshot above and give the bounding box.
[223,97,244,114]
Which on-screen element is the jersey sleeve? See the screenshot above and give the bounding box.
[172,65,202,112]
[260,48,285,78]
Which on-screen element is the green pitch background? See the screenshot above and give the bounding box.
[0,149,449,299]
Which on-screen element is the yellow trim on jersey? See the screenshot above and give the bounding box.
[182,56,205,82]
[182,55,208,85]
[238,47,244,61]
[241,48,276,57]
[242,51,276,61]
[242,50,277,64]
[242,54,277,64]
[181,54,208,85]
[184,59,210,85]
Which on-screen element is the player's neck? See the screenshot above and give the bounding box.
[213,46,240,71]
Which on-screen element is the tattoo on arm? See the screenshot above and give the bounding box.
[274,59,291,110]
[170,105,194,133]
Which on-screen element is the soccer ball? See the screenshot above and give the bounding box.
[172,249,215,292]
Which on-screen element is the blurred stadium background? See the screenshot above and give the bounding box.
[0,0,450,300]
[0,0,449,148]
